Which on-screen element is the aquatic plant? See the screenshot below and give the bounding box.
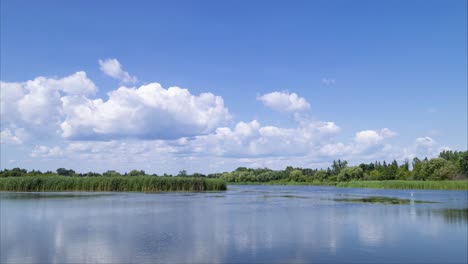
[0,176,227,192]
[335,180,468,190]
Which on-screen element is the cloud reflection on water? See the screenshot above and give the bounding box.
[1,187,467,263]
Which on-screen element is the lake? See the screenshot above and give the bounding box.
[1,185,467,263]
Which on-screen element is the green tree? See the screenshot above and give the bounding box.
[289,169,305,182]
[420,158,450,180]
[332,160,348,175]
[460,152,468,177]
[412,158,424,180]
[368,169,381,180]
[178,170,188,177]
[314,170,328,181]
[431,163,459,180]
[337,167,363,181]
[103,170,121,177]
[128,170,145,177]
[56,168,75,176]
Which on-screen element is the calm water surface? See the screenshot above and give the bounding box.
[1,185,467,263]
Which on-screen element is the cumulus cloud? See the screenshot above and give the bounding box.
[26,127,444,174]
[1,71,230,141]
[1,72,96,130]
[257,91,310,112]
[184,119,340,157]
[28,119,342,165]
[354,128,397,146]
[98,58,137,84]
[60,83,231,140]
[1,61,450,173]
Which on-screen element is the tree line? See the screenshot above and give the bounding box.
[207,150,468,183]
[1,150,467,183]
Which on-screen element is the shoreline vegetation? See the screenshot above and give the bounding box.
[0,176,227,192]
[0,150,466,191]
[228,180,468,190]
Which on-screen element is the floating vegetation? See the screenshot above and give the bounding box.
[333,196,437,204]
[0,176,227,192]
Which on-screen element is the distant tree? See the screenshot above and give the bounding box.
[56,168,75,176]
[412,158,424,180]
[83,172,101,177]
[431,163,459,180]
[0,168,27,177]
[368,169,381,180]
[332,160,348,175]
[103,170,121,177]
[32,170,43,175]
[337,167,363,181]
[460,152,468,177]
[401,159,410,171]
[382,160,398,180]
[128,170,145,177]
[302,168,316,177]
[285,166,295,173]
[314,170,328,181]
[289,169,305,182]
[420,158,451,180]
[396,167,411,180]
[235,167,248,172]
[178,170,188,177]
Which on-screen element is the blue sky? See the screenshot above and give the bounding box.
[1,0,466,174]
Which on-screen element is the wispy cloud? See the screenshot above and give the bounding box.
[322,78,336,86]
[98,58,137,84]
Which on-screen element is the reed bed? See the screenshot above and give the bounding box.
[230,180,468,190]
[335,180,468,190]
[0,176,227,192]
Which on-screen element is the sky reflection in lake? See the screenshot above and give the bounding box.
[1,186,467,263]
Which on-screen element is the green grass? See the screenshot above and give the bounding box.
[230,180,335,186]
[229,180,468,190]
[336,180,468,190]
[0,176,227,192]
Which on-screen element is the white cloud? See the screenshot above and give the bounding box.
[60,83,231,140]
[0,128,28,145]
[31,145,64,158]
[98,58,137,84]
[185,119,340,157]
[25,127,445,174]
[380,128,397,138]
[0,62,453,173]
[1,72,96,130]
[1,71,230,141]
[257,91,310,112]
[354,128,397,146]
[26,118,343,171]
[318,143,353,156]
